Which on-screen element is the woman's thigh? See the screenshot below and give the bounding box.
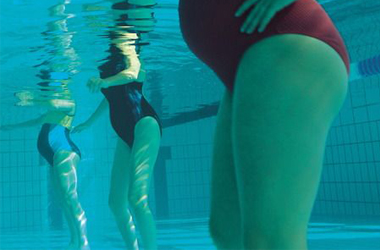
[209,91,242,243]
[109,138,132,205]
[231,34,348,246]
[128,116,161,202]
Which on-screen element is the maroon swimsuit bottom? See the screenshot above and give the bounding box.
[179,0,350,92]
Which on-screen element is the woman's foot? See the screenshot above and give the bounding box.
[65,242,90,250]
[78,242,90,250]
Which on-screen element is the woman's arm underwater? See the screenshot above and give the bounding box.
[71,98,108,133]
[0,114,46,131]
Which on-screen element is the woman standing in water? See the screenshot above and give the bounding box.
[0,94,89,250]
[0,1,89,248]
[73,0,161,249]
[179,0,349,249]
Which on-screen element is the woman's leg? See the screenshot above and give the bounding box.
[49,166,79,249]
[232,34,348,249]
[209,91,243,249]
[52,150,89,250]
[108,138,139,250]
[128,116,161,250]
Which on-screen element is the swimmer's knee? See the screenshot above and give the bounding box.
[57,181,79,207]
[209,216,242,248]
[209,217,222,242]
[241,225,307,249]
[128,191,150,214]
[108,197,118,214]
[108,195,129,217]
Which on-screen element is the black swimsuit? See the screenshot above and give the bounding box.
[100,82,161,147]
[98,2,161,147]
